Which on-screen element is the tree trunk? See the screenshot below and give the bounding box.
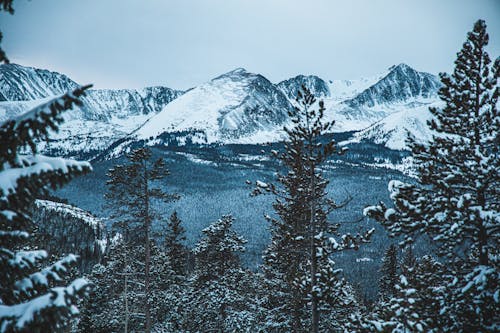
[308,132,319,333]
[124,273,129,333]
[144,160,151,333]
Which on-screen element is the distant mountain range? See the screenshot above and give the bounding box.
[0,63,442,158]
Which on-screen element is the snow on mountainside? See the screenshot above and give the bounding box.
[0,64,79,101]
[33,199,107,271]
[131,68,294,145]
[343,63,440,108]
[345,101,443,150]
[277,75,330,101]
[320,64,441,132]
[0,63,183,158]
[1,63,442,157]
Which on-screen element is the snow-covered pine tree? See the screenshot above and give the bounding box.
[192,214,245,285]
[164,211,188,276]
[378,244,399,300]
[256,85,373,332]
[0,86,93,332]
[364,20,499,331]
[176,215,260,331]
[353,254,445,332]
[78,240,176,333]
[105,147,179,333]
[400,245,416,278]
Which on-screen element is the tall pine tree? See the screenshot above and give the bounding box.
[105,147,179,333]
[365,20,499,331]
[257,86,373,332]
[0,86,93,331]
[378,244,398,301]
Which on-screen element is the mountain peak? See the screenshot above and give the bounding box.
[229,67,247,74]
[0,63,79,101]
[388,63,415,72]
[212,67,254,82]
[221,67,249,76]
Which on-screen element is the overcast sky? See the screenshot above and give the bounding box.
[2,0,499,90]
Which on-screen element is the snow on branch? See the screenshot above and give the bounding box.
[0,278,90,332]
[14,254,79,298]
[0,155,91,205]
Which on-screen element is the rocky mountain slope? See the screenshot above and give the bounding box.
[33,199,107,272]
[0,64,183,158]
[131,68,294,145]
[343,102,442,150]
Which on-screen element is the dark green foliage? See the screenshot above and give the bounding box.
[378,244,398,300]
[400,245,416,277]
[78,242,176,333]
[164,211,188,276]
[192,215,246,284]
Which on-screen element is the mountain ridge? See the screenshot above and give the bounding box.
[0,63,442,157]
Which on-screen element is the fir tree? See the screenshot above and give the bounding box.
[400,245,417,278]
[378,244,398,300]
[78,241,177,333]
[0,86,93,331]
[255,86,373,332]
[175,215,260,331]
[105,147,179,333]
[192,214,246,284]
[0,0,14,63]
[365,20,499,332]
[164,211,188,276]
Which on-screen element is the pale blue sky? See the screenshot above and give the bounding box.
[1,0,499,90]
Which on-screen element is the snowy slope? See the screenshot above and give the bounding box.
[321,64,441,132]
[0,64,183,158]
[33,200,107,270]
[0,64,79,101]
[327,71,388,102]
[1,63,442,157]
[132,68,293,145]
[345,101,443,150]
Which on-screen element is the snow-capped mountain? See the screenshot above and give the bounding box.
[345,102,442,150]
[317,63,441,132]
[0,64,79,101]
[277,75,330,101]
[1,62,442,157]
[129,68,294,146]
[343,63,441,108]
[0,64,183,158]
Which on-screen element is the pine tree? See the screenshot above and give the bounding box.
[378,244,398,300]
[78,241,177,333]
[192,215,246,284]
[0,86,93,331]
[365,20,499,331]
[0,0,14,63]
[256,86,373,332]
[105,147,179,333]
[164,211,188,276]
[175,215,261,331]
[400,245,416,278]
